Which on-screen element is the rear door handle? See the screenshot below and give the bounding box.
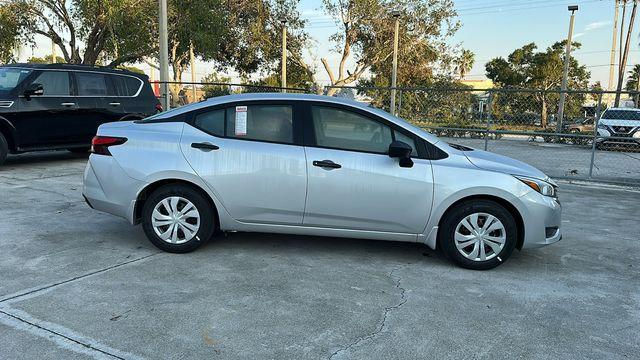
[313,160,341,169]
[191,142,219,151]
[108,102,121,106]
[61,102,76,107]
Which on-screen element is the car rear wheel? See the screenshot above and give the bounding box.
[439,200,517,270]
[141,184,215,253]
[0,132,7,165]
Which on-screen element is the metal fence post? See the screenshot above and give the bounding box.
[484,90,494,151]
[397,89,403,116]
[588,92,603,179]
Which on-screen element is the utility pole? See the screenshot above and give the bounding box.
[609,0,620,90]
[158,0,170,110]
[390,10,401,116]
[557,5,578,132]
[619,0,628,77]
[189,42,196,103]
[281,19,287,92]
[615,0,638,106]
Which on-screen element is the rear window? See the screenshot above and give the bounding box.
[602,110,640,120]
[111,75,142,96]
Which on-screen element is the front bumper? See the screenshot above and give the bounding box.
[519,190,562,249]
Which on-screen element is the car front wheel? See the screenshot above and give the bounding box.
[439,200,517,270]
[141,184,215,253]
[0,132,7,165]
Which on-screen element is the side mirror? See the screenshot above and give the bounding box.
[24,83,44,100]
[388,140,414,168]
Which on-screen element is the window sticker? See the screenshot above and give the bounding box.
[235,106,247,136]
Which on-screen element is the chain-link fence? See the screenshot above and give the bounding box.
[157,81,640,185]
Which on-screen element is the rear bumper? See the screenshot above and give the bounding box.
[82,154,146,224]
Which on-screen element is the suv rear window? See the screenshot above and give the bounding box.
[111,75,142,96]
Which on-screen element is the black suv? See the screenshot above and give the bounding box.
[0,64,161,164]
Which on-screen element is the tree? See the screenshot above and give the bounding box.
[625,64,640,91]
[0,0,156,66]
[201,72,232,98]
[313,0,458,96]
[26,55,66,64]
[454,49,475,80]
[485,41,590,127]
[0,3,24,64]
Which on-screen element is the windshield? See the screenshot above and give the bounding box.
[0,67,32,92]
[601,109,640,120]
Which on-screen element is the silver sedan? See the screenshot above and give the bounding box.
[82,93,561,269]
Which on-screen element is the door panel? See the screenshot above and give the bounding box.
[180,124,307,225]
[13,70,80,147]
[303,147,433,234]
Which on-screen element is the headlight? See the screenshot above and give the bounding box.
[633,131,640,139]
[514,175,557,197]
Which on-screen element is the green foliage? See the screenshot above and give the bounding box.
[320,0,459,92]
[485,41,590,127]
[0,3,27,64]
[116,65,144,74]
[454,49,475,79]
[27,55,67,64]
[201,73,232,98]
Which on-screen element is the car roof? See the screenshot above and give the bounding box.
[1,63,147,78]
[153,93,441,144]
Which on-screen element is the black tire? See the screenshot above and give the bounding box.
[141,184,216,253]
[0,132,7,165]
[438,199,517,270]
[68,147,90,153]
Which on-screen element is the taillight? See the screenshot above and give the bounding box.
[91,136,127,156]
[155,103,163,112]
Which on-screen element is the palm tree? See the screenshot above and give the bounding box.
[625,64,640,90]
[454,49,475,80]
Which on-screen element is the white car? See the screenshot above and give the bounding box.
[83,93,562,270]
[596,107,640,147]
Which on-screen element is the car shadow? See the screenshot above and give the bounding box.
[3,151,89,167]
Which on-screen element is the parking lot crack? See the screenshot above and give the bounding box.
[327,267,408,360]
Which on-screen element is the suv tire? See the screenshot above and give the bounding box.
[141,184,215,253]
[439,200,517,270]
[0,132,8,165]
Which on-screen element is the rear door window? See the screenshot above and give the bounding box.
[225,105,293,144]
[32,71,71,96]
[75,72,112,96]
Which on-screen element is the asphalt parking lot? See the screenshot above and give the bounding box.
[1,151,639,360]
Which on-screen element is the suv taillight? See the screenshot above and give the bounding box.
[155,103,163,112]
[91,136,127,156]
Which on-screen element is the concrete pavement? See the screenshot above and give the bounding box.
[1,151,639,359]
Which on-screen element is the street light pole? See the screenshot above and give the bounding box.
[281,19,287,93]
[390,11,400,116]
[159,0,170,110]
[189,42,196,102]
[557,5,578,132]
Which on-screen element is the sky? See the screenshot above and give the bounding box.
[17,0,638,87]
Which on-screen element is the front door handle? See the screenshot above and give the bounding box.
[61,102,76,107]
[313,160,341,169]
[191,142,219,151]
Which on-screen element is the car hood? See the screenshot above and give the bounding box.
[463,148,548,180]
